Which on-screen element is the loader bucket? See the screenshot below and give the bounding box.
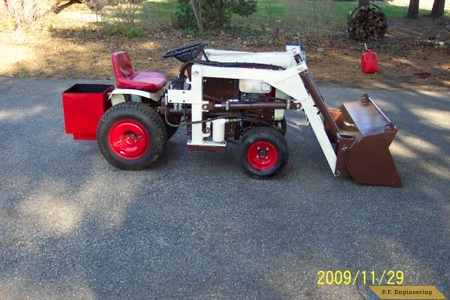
[300,72,402,187]
[333,95,403,188]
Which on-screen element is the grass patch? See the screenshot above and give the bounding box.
[232,0,440,35]
[139,1,177,27]
[44,0,447,40]
[45,1,176,38]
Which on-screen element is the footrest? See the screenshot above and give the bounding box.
[187,140,227,153]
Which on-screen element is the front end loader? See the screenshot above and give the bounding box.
[62,42,402,187]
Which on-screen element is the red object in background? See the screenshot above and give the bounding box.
[62,84,114,140]
[361,49,379,73]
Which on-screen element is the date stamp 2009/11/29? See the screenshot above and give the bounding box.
[317,270,404,286]
[317,270,447,299]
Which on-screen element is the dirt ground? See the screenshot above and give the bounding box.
[0,16,449,91]
[306,17,450,90]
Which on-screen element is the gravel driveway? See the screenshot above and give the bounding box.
[0,77,448,299]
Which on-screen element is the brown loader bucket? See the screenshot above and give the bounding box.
[331,95,403,188]
[301,72,403,188]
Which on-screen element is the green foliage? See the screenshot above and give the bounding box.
[123,26,142,38]
[108,0,143,27]
[391,43,401,55]
[173,1,197,30]
[236,0,335,37]
[174,0,257,30]
[101,22,142,38]
[94,0,143,37]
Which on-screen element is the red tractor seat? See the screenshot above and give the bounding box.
[111,51,167,93]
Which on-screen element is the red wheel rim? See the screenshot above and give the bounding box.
[108,119,149,160]
[247,141,278,171]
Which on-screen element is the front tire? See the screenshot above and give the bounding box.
[97,102,167,170]
[274,117,287,136]
[239,127,289,178]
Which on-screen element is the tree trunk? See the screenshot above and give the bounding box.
[431,0,446,18]
[190,0,204,31]
[358,0,370,8]
[407,0,420,19]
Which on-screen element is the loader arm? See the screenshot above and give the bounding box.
[259,64,340,174]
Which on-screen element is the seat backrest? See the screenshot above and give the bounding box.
[111,51,134,81]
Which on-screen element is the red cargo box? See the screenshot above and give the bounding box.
[62,84,114,140]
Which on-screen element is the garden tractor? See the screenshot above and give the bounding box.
[62,42,402,187]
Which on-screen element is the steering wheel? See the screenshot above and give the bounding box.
[163,42,208,62]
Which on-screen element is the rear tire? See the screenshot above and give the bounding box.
[97,102,167,170]
[239,127,289,178]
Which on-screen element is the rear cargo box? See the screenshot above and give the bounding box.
[62,84,114,140]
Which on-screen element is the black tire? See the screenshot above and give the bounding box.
[239,127,289,178]
[166,124,179,140]
[274,117,287,136]
[162,115,181,140]
[97,102,167,170]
